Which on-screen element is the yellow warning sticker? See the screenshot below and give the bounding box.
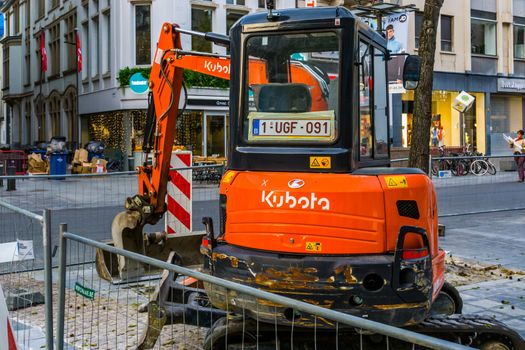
[309,156,331,169]
[385,176,408,188]
[306,242,322,252]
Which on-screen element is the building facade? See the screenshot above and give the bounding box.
[3,0,525,156]
[1,0,79,147]
[0,0,295,165]
[390,0,525,155]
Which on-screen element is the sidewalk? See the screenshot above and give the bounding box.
[441,209,525,337]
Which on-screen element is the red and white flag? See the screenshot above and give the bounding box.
[40,31,47,73]
[75,30,82,72]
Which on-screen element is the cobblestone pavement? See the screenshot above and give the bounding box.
[441,209,525,337]
[459,278,525,337]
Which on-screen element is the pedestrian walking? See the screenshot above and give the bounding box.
[509,130,525,182]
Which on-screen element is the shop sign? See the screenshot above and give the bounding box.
[497,78,525,92]
[187,98,256,108]
[452,91,475,113]
[129,72,149,94]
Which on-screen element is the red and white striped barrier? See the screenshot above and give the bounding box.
[166,151,193,236]
[0,285,18,350]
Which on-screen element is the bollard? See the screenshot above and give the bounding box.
[0,162,3,187]
[6,164,16,191]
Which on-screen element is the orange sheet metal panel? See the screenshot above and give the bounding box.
[377,174,439,256]
[220,172,386,255]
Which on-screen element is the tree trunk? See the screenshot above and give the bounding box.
[408,0,443,173]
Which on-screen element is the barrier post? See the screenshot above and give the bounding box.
[6,164,15,191]
[56,223,68,350]
[43,209,54,350]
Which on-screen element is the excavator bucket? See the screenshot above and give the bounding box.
[95,210,205,283]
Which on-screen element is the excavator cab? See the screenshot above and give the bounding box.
[199,7,442,328]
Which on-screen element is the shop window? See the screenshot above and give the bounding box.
[441,15,453,52]
[88,112,125,151]
[471,18,496,55]
[258,0,265,8]
[373,48,388,158]
[192,7,212,53]
[176,111,203,156]
[206,115,225,157]
[358,41,372,159]
[514,23,525,59]
[414,12,423,49]
[135,5,151,65]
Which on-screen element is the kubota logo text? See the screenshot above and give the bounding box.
[204,60,230,75]
[261,191,330,210]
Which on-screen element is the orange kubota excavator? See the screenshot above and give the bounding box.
[101,4,525,349]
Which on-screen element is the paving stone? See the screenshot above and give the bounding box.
[467,298,505,309]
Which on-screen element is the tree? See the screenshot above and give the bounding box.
[408,0,444,173]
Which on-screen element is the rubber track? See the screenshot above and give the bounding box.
[409,314,525,350]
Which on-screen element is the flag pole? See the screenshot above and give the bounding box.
[39,30,44,140]
[75,28,80,147]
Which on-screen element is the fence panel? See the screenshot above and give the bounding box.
[55,228,471,350]
[430,155,525,216]
[0,200,50,349]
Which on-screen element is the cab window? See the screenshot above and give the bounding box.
[243,31,340,144]
[358,40,389,159]
[373,47,388,158]
[358,41,372,158]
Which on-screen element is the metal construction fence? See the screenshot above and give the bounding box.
[0,197,471,349]
[54,225,470,350]
[429,154,525,216]
[0,159,521,349]
[0,201,53,349]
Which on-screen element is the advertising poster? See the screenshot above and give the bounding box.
[383,12,411,93]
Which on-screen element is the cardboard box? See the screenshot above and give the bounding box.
[27,153,48,174]
[72,149,89,164]
[90,157,108,173]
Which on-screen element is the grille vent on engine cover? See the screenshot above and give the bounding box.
[396,200,420,219]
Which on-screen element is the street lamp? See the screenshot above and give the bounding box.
[64,28,80,148]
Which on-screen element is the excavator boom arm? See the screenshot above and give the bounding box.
[136,24,232,221]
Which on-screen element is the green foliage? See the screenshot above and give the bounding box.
[116,67,151,87]
[183,70,230,89]
[117,66,229,89]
